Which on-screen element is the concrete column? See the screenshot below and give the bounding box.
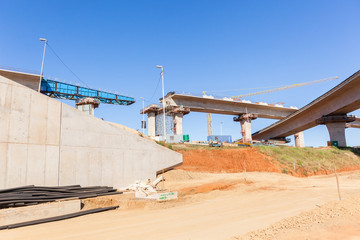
[234,113,258,143]
[294,131,305,148]
[240,118,252,142]
[76,104,95,115]
[316,115,356,147]
[75,98,99,116]
[173,113,183,135]
[326,122,347,147]
[147,112,156,137]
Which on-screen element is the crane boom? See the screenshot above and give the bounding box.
[231,76,338,99]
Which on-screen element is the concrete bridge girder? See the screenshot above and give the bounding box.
[165,94,297,120]
[252,70,360,146]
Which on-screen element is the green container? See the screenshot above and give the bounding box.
[183,134,190,142]
[332,141,339,147]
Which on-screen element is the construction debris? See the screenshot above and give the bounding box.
[123,176,178,201]
[0,206,119,230]
[0,185,122,209]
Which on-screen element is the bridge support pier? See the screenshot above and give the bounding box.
[75,98,100,116]
[234,113,258,143]
[141,104,189,139]
[316,115,356,147]
[294,131,305,147]
[147,112,156,137]
[325,122,347,147]
[173,113,183,135]
[170,106,190,135]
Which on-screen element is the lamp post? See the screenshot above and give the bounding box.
[156,65,166,141]
[140,97,145,134]
[220,121,223,135]
[39,38,47,92]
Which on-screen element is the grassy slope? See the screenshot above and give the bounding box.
[256,146,360,176]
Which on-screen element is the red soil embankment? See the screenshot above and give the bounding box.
[176,148,281,173]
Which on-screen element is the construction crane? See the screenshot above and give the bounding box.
[207,113,213,136]
[204,76,338,136]
[230,76,338,100]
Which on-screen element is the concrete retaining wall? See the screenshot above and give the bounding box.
[0,75,182,189]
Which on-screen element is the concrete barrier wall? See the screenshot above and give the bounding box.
[0,75,182,189]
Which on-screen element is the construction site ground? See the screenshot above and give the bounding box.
[1,146,360,240]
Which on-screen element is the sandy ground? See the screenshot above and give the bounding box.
[1,170,360,240]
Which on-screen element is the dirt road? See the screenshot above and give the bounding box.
[1,170,360,240]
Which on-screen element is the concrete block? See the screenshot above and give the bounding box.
[0,199,81,226]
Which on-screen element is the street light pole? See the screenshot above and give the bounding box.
[39,38,47,92]
[157,65,166,142]
[140,97,145,135]
[220,122,223,135]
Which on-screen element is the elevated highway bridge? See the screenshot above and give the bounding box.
[253,70,360,147]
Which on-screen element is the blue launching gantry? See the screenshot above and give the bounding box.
[40,78,135,106]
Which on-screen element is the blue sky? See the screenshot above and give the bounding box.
[1,0,359,146]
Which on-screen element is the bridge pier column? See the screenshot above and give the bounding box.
[326,122,347,147]
[234,113,258,143]
[294,131,305,147]
[173,113,183,135]
[75,98,100,116]
[147,112,156,137]
[170,106,190,135]
[316,115,356,147]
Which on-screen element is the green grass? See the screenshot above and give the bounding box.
[256,146,360,175]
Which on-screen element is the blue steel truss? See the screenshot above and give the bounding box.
[40,79,135,105]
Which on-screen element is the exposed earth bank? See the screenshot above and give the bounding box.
[174,145,360,177]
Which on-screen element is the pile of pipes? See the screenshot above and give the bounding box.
[0,185,122,209]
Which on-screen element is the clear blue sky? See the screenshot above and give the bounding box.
[1,0,359,146]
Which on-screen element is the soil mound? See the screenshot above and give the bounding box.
[176,148,281,173]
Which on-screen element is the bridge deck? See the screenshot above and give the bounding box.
[166,94,297,119]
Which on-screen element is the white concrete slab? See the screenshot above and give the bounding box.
[0,199,81,226]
